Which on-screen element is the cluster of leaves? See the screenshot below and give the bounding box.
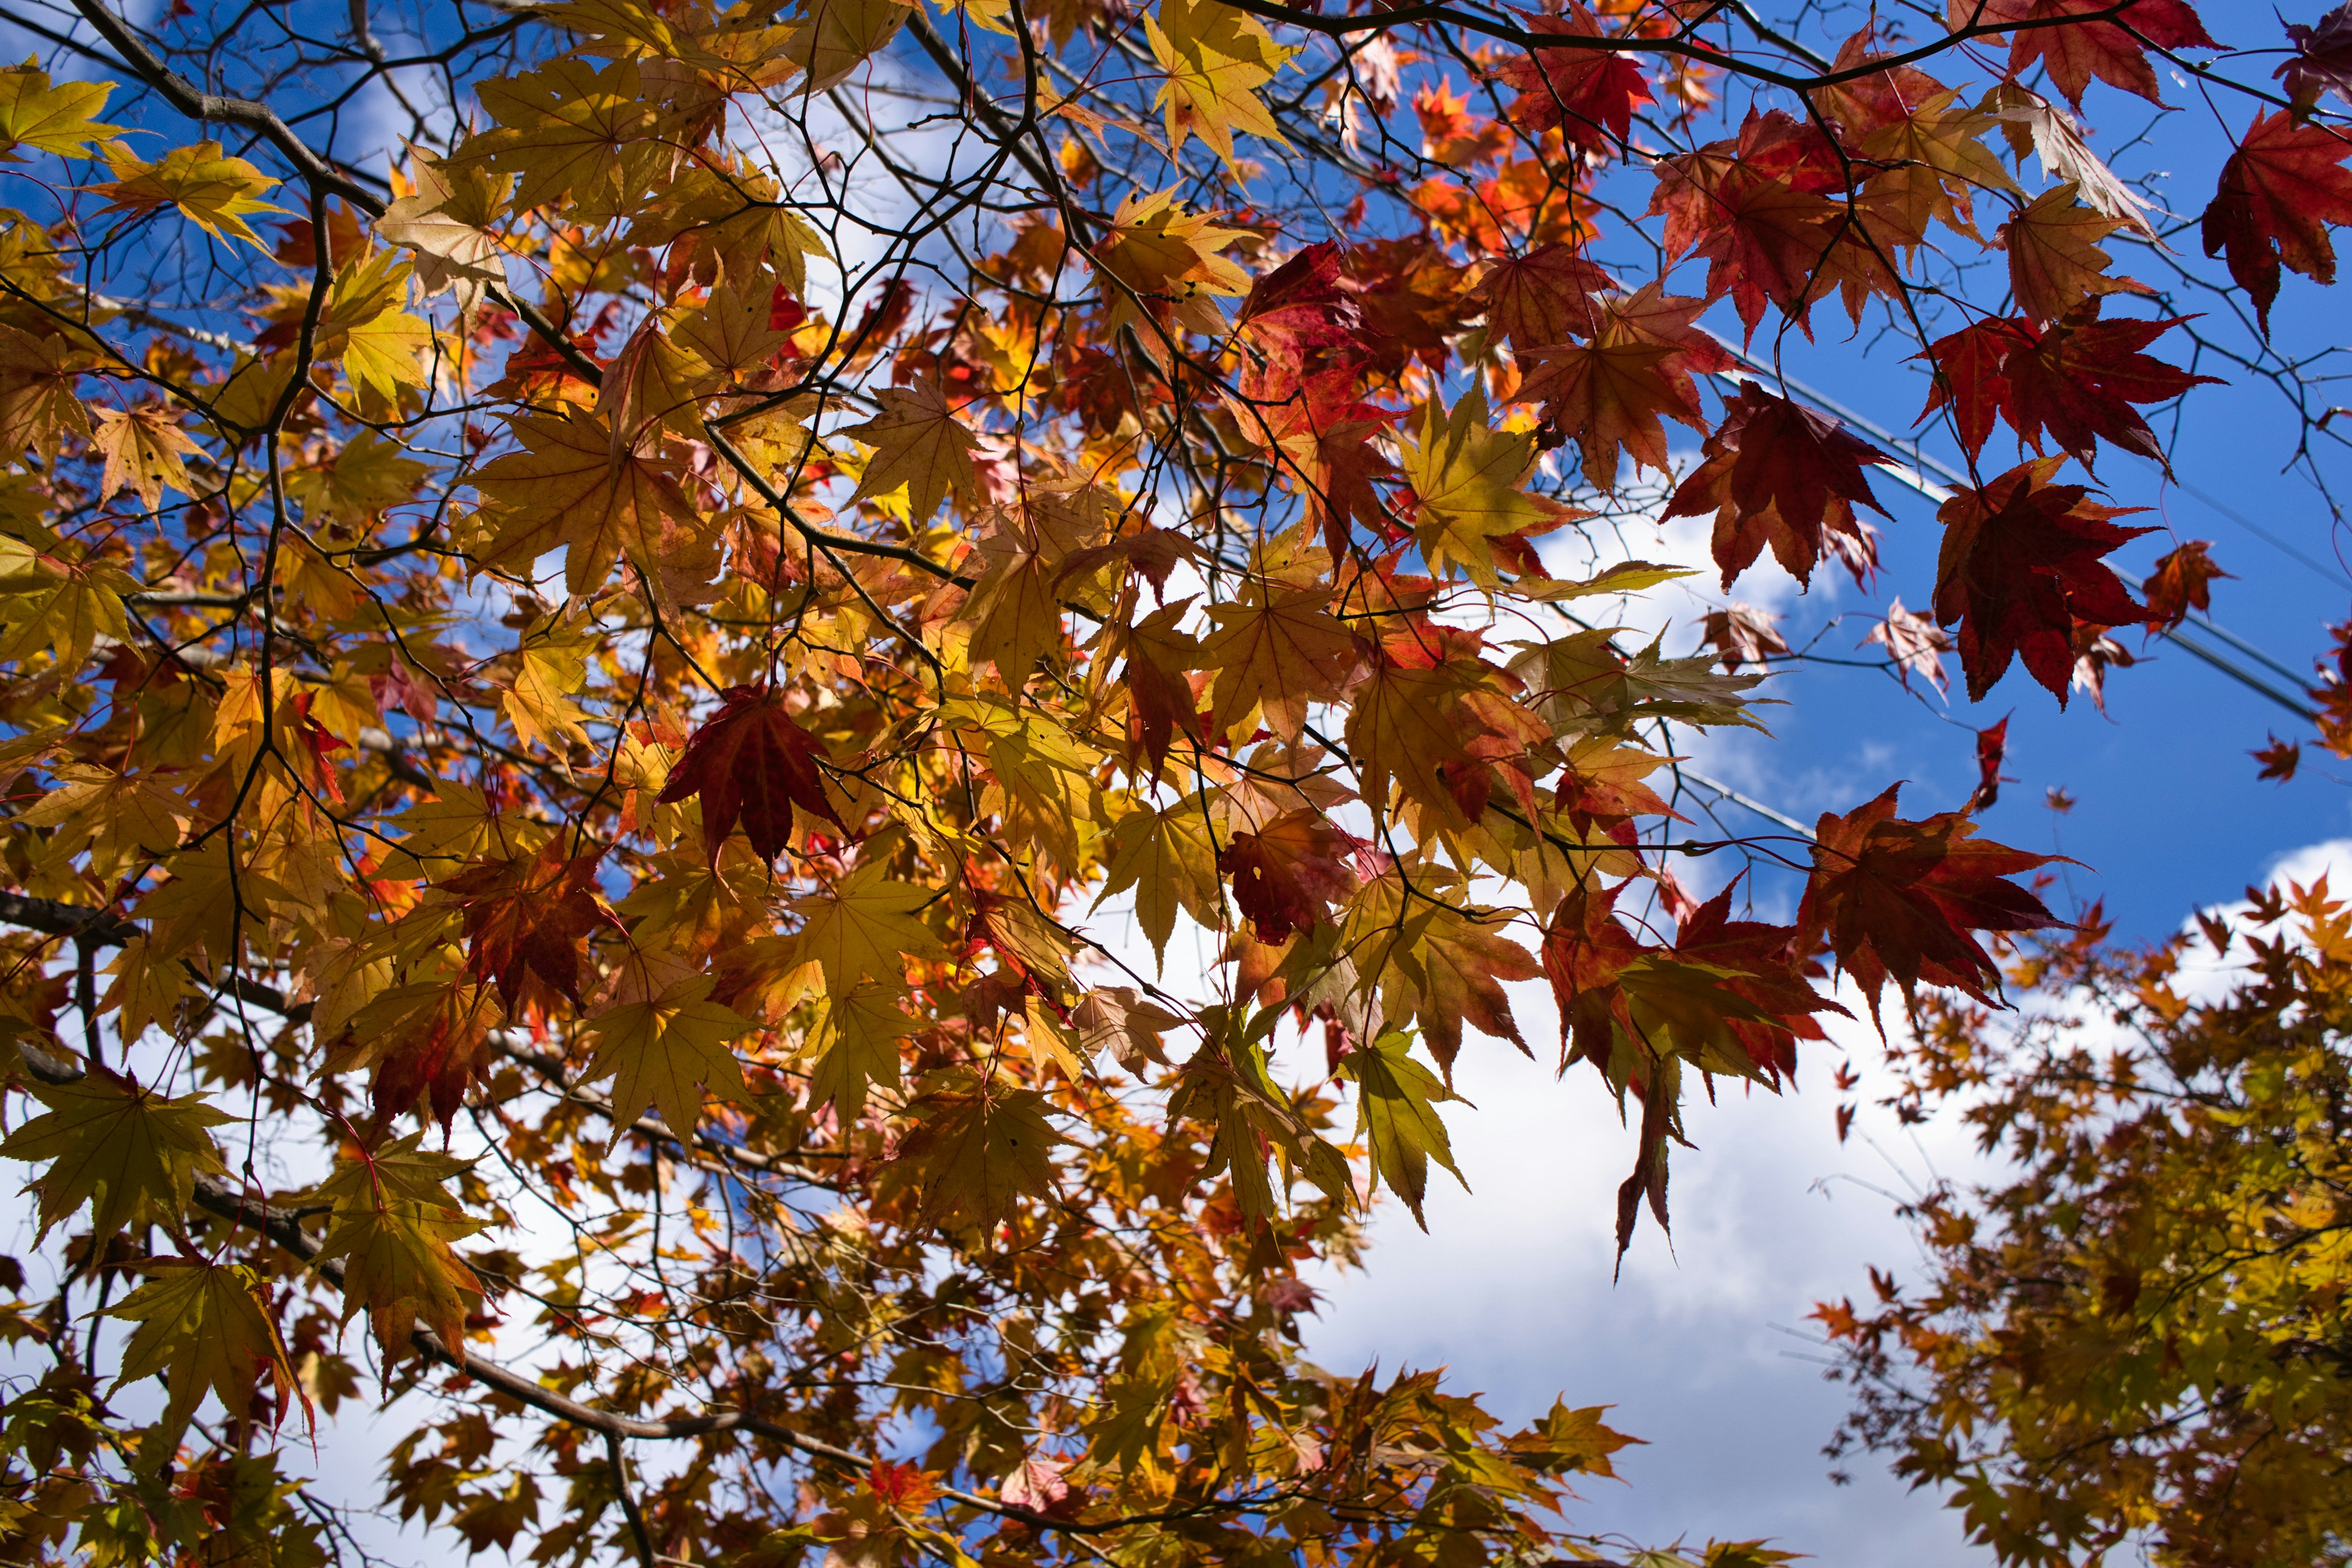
[1818,882,2352,1568]
[0,0,2335,1562]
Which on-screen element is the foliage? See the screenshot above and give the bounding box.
[1821,883,2352,1568]
[0,0,2334,1561]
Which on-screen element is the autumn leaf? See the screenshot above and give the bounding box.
[312,1193,488,1355]
[1491,6,1653,151]
[2143,538,2230,632]
[90,404,202,510]
[469,408,703,597]
[1861,597,1954,694]
[790,861,943,995]
[1959,0,2218,111]
[582,967,755,1137]
[1098,799,1224,968]
[0,64,118,160]
[1147,0,1296,167]
[1195,583,1360,742]
[93,140,285,248]
[657,685,845,864]
[1337,1029,1468,1230]
[808,981,913,1121]
[2201,110,2352,337]
[781,0,914,94]
[1932,456,2152,702]
[1397,386,1574,587]
[842,380,981,524]
[899,1074,1066,1231]
[0,1069,230,1246]
[435,839,616,1012]
[1219,809,1359,943]
[1665,383,1889,590]
[107,1259,304,1452]
[1796,780,2065,1017]
[1915,303,2220,465]
[2001,183,2143,328]
[1518,283,1728,490]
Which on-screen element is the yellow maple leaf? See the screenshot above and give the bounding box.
[2001,182,2140,328]
[89,404,202,510]
[808,980,914,1121]
[790,860,942,995]
[107,1259,304,1451]
[1195,583,1359,742]
[1146,0,1295,168]
[1091,187,1251,339]
[0,1070,232,1247]
[0,325,89,461]
[320,247,432,412]
[0,530,135,674]
[469,409,703,595]
[582,967,753,1137]
[843,380,981,523]
[1396,387,1569,587]
[782,0,916,94]
[0,62,118,161]
[464,57,669,214]
[311,1195,488,1357]
[92,140,285,249]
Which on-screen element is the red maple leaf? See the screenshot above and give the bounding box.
[1664,382,1890,589]
[2200,109,2352,337]
[1963,716,2013,815]
[1968,0,2218,110]
[1539,878,1644,1071]
[1235,368,1402,560]
[656,685,845,864]
[1795,782,2066,1020]
[1915,302,2220,465]
[1930,457,2152,703]
[1668,883,1846,1083]
[1235,240,1365,369]
[2253,734,2303,782]
[1469,244,1614,349]
[437,839,616,1013]
[2280,4,2352,116]
[1219,810,1360,943]
[1491,5,1654,150]
[2142,538,2230,631]
[1518,282,1728,489]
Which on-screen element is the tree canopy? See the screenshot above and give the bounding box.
[0,0,2341,1562]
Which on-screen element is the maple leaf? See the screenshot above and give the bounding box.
[2002,183,2143,328]
[1115,597,1205,782]
[376,153,507,315]
[311,1193,488,1356]
[582,968,754,1137]
[1964,716,2013,813]
[90,404,201,510]
[1147,0,1296,167]
[657,685,845,864]
[1518,283,1728,489]
[1196,584,1360,742]
[0,325,89,462]
[2143,538,2229,632]
[1397,387,1575,587]
[809,981,913,1121]
[1098,799,1224,968]
[1932,456,2152,702]
[1234,241,1362,364]
[1653,112,1850,336]
[842,380,981,524]
[1336,1029,1467,1230]
[1219,809,1359,943]
[0,531,135,676]
[790,861,943,995]
[107,1259,304,1451]
[92,140,285,248]
[899,1076,1066,1231]
[1664,383,1890,590]
[1916,303,2220,465]
[1491,6,1654,149]
[463,57,672,211]
[2253,734,2303,782]
[2281,4,2352,116]
[1090,187,1251,340]
[0,1069,230,1247]
[782,0,914,94]
[1956,0,2218,111]
[1701,603,1789,673]
[1796,781,2065,1017]
[1232,369,1401,560]
[1392,903,1541,1073]
[0,64,117,161]
[1470,245,1613,350]
[1861,597,1954,694]
[435,840,616,1012]
[2201,110,2352,338]
[468,409,703,597]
